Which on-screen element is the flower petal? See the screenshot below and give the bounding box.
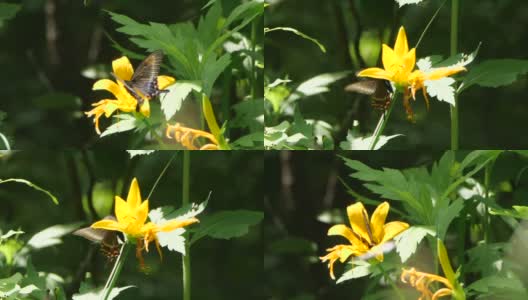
[394,26,409,57]
[136,199,149,225]
[139,99,150,117]
[381,221,410,244]
[370,202,389,243]
[126,178,142,209]
[115,196,130,223]
[328,224,367,250]
[382,45,398,72]
[112,56,134,81]
[347,202,372,245]
[425,66,466,81]
[402,48,416,74]
[91,219,124,232]
[357,67,393,81]
[158,218,199,232]
[157,75,176,90]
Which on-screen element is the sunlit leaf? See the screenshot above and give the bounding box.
[100,116,137,137]
[160,81,202,120]
[0,178,59,204]
[27,223,83,249]
[264,27,326,53]
[394,226,435,262]
[190,210,263,244]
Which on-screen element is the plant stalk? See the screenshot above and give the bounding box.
[182,151,191,300]
[368,92,399,150]
[102,242,132,300]
[450,0,459,150]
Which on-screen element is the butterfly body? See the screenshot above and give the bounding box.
[345,79,393,111]
[113,50,169,111]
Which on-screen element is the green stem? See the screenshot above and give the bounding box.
[376,263,404,300]
[368,92,399,150]
[250,18,257,99]
[182,151,191,300]
[450,0,459,150]
[102,242,132,300]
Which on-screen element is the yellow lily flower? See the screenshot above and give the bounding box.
[85,56,176,134]
[401,268,453,300]
[165,123,219,150]
[320,201,409,280]
[91,178,198,265]
[357,26,466,120]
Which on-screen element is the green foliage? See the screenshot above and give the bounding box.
[100,115,139,138]
[264,27,326,53]
[190,210,263,244]
[0,3,20,25]
[459,59,528,93]
[27,223,82,249]
[160,81,202,120]
[342,151,501,239]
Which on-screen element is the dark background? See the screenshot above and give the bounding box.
[264,151,528,299]
[0,0,254,149]
[0,151,263,300]
[265,0,528,149]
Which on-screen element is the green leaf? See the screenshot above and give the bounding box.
[265,83,290,113]
[264,27,326,53]
[437,198,464,239]
[459,59,528,93]
[0,3,21,22]
[190,210,263,244]
[0,178,59,204]
[202,53,231,95]
[394,226,435,262]
[72,286,134,300]
[0,273,23,296]
[467,275,526,293]
[232,132,263,149]
[27,223,83,249]
[100,115,138,137]
[489,205,528,220]
[336,261,373,283]
[289,71,352,102]
[231,98,264,132]
[160,81,202,120]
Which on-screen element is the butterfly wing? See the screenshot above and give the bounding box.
[345,79,392,111]
[126,50,165,100]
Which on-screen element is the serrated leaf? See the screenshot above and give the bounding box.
[190,210,263,244]
[467,275,526,293]
[424,77,456,106]
[202,53,231,95]
[100,117,137,137]
[437,198,464,239]
[394,226,435,262]
[459,59,528,93]
[28,223,83,249]
[0,273,23,293]
[160,81,202,120]
[232,132,264,149]
[0,178,59,204]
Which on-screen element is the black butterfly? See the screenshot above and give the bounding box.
[73,216,121,261]
[112,50,169,111]
[345,79,393,111]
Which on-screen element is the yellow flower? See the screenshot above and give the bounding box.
[85,56,176,134]
[357,26,466,120]
[165,123,219,150]
[401,268,453,300]
[320,201,409,280]
[91,178,198,265]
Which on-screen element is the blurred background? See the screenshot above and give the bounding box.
[0,0,260,149]
[265,0,528,149]
[264,151,528,299]
[0,151,263,299]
